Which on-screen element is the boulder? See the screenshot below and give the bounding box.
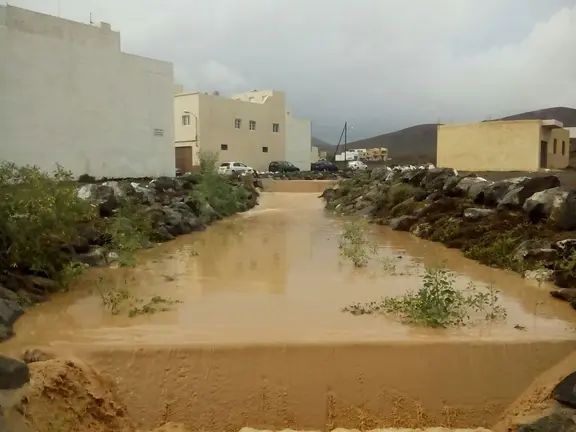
[150,176,177,192]
[550,288,576,303]
[556,189,576,231]
[389,216,418,231]
[401,169,427,186]
[518,412,576,432]
[483,177,529,206]
[370,166,392,181]
[552,371,576,408]
[77,184,118,217]
[0,355,29,389]
[421,168,457,191]
[523,187,568,222]
[453,177,490,197]
[463,208,495,221]
[512,240,556,266]
[498,176,561,210]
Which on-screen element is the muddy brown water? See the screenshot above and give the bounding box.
[2,184,576,431]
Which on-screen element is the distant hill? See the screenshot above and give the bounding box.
[346,106,576,164]
[311,136,335,153]
[497,107,576,126]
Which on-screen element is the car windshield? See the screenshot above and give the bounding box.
[285,162,295,167]
[220,163,230,167]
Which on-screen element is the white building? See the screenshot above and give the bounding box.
[0,6,175,178]
[174,88,313,173]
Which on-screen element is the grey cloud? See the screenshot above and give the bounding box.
[8,0,576,141]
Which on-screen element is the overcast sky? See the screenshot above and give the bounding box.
[8,0,576,141]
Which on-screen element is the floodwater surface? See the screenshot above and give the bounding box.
[3,192,576,350]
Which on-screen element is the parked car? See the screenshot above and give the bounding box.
[217,162,255,176]
[348,160,368,171]
[311,161,338,172]
[268,161,300,173]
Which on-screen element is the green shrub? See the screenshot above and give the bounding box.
[0,162,96,279]
[193,151,245,217]
[388,183,417,207]
[343,266,506,327]
[339,218,378,267]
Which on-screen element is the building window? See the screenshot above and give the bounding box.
[272,123,280,133]
[262,146,269,153]
[221,144,228,151]
[182,115,190,126]
[234,118,242,129]
[553,138,557,153]
[562,141,566,155]
[249,120,256,131]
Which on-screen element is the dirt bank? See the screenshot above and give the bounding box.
[321,167,576,312]
[1,355,190,432]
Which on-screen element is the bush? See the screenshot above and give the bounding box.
[339,218,378,267]
[193,151,245,217]
[343,266,506,327]
[0,162,97,279]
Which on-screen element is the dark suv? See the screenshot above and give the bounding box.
[268,161,300,173]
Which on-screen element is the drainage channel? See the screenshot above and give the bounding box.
[2,189,575,431]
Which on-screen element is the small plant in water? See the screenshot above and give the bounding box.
[93,277,181,316]
[343,266,507,328]
[339,218,378,267]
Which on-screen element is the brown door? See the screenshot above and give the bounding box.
[540,141,548,168]
[175,146,193,173]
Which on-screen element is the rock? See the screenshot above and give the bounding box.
[552,371,576,408]
[523,187,568,222]
[370,166,392,181]
[0,355,29,389]
[151,176,177,191]
[442,176,462,196]
[518,412,576,432]
[401,169,427,186]
[319,188,336,201]
[29,276,59,293]
[389,215,418,231]
[101,180,135,199]
[152,225,175,242]
[513,240,556,265]
[421,168,457,191]
[463,208,495,221]
[550,288,576,303]
[468,180,494,202]
[76,248,106,267]
[0,299,24,328]
[483,177,529,206]
[454,177,490,197]
[21,348,56,364]
[77,184,118,217]
[556,189,576,231]
[499,177,561,210]
[411,222,433,238]
[524,268,554,282]
[0,285,19,302]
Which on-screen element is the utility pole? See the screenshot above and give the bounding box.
[344,121,348,160]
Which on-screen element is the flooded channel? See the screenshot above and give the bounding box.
[4,192,576,348]
[2,191,576,430]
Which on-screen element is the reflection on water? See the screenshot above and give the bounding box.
[3,192,576,351]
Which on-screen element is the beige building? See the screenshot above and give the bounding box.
[174,89,311,172]
[437,119,570,171]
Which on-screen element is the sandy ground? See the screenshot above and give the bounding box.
[1,351,573,431]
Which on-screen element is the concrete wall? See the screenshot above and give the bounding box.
[174,91,287,172]
[285,114,312,170]
[0,6,174,178]
[437,120,542,171]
